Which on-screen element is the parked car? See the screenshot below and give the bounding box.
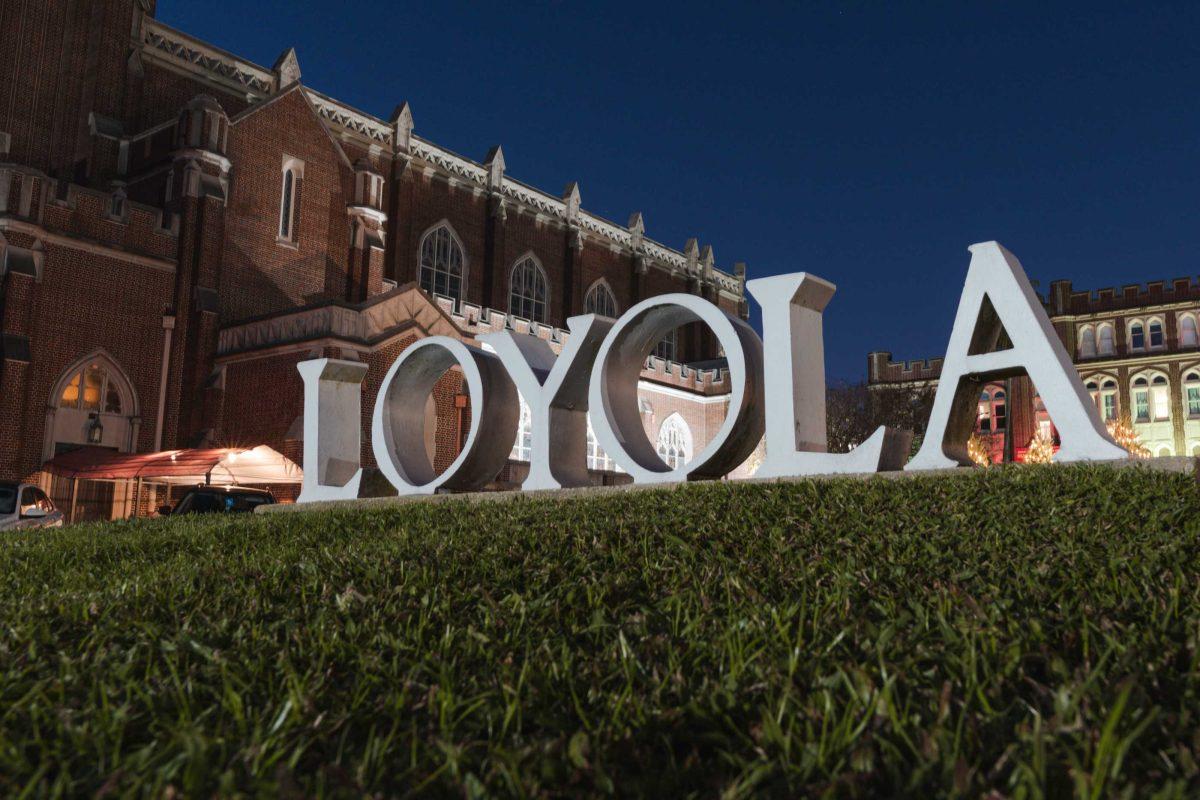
[159,485,276,516]
[0,482,65,531]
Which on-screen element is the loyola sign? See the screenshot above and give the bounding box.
[295,242,1128,503]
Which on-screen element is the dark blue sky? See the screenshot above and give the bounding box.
[159,1,1200,381]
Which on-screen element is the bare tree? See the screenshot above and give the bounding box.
[826,381,935,456]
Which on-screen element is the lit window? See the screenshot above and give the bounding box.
[1133,373,1170,422]
[993,390,1006,430]
[1078,326,1096,358]
[656,413,692,470]
[419,225,465,304]
[510,395,532,462]
[58,363,123,415]
[1152,375,1170,419]
[1101,379,1118,421]
[509,257,548,323]
[653,329,678,362]
[1033,394,1054,440]
[1149,319,1164,349]
[1133,377,1149,422]
[1098,324,1115,355]
[584,282,618,319]
[1130,322,1145,351]
[60,373,81,407]
[1186,372,1200,418]
[586,415,615,472]
[1182,315,1199,348]
[978,391,991,432]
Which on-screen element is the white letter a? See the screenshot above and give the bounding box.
[906,241,1126,470]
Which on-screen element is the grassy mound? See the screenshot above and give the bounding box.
[1,465,1199,797]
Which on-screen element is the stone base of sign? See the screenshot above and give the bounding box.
[260,456,1198,516]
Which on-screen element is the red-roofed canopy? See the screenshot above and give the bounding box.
[43,445,302,485]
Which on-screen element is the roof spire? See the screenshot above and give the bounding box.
[390,102,414,152]
[273,47,301,88]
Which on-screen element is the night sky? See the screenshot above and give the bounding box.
[158,1,1200,381]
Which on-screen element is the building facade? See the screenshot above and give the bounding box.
[0,1,749,518]
[868,276,1200,461]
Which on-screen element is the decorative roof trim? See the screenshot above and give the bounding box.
[141,20,742,297]
[142,19,274,99]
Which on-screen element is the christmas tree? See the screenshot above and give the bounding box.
[1025,431,1055,464]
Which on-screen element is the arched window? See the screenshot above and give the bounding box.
[656,413,693,470]
[1149,318,1165,349]
[1078,326,1096,358]
[976,385,1006,433]
[1181,315,1199,348]
[278,158,303,242]
[1132,372,1170,422]
[993,389,1006,431]
[510,394,532,462]
[1185,371,1200,419]
[1097,323,1115,356]
[584,281,618,319]
[59,362,124,414]
[1085,376,1118,421]
[509,256,548,323]
[1129,321,1145,351]
[419,224,465,304]
[652,329,678,362]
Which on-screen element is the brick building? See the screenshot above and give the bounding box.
[868,276,1200,461]
[0,1,749,519]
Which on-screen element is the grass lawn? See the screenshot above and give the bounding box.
[1,464,1199,797]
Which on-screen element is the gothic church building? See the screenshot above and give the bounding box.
[0,1,749,518]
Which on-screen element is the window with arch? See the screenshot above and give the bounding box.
[1084,377,1119,422]
[1129,320,1145,351]
[584,281,618,319]
[1078,326,1096,358]
[510,394,532,462]
[1149,318,1165,349]
[419,225,465,304]
[656,413,692,470]
[1180,314,1199,348]
[1132,372,1170,422]
[278,158,303,242]
[59,362,124,414]
[509,256,548,322]
[1185,371,1200,419]
[976,385,1006,433]
[652,329,678,362]
[1097,323,1115,356]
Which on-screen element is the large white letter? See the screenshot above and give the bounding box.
[372,337,519,495]
[296,358,368,503]
[480,314,613,490]
[588,294,764,483]
[906,241,1127,470]
[746,272,911,477]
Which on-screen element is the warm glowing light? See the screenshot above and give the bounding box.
[1106,419,1149,459]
